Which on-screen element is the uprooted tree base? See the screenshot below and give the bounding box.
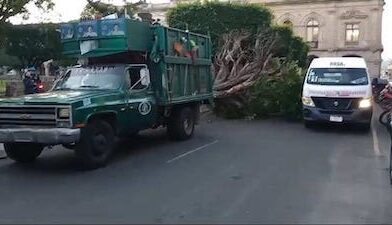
[213,29,282,114]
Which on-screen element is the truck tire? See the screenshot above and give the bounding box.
[4,143,43,163]
[167,107,195,141]
[75,120,115,169]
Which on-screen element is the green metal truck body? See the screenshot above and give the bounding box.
[0,18,213,169]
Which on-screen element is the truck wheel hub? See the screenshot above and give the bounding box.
[93,134,107,154]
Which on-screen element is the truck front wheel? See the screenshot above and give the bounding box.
[75,120,115,169]
[167,107,195,141]
[4,143,43,163]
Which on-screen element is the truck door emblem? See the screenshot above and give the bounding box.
[138,101,152,115]
[334,101,339,107]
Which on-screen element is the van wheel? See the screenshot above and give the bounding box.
[167,107,195,141]
[75,120,115,169]
[4,143,43,163]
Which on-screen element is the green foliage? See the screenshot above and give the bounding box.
[167,2,272,54]
[81,0,139,19]
[5,24,62,67]
[0,48,20,66]
[0,0,54,23]
[0,0,54,47]
[249,63,305,120]
[272,25,309,68]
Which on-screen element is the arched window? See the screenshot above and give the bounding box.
[283,20,293,29]
[306,19,319,43]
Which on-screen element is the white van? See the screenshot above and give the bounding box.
[302,57,372,129]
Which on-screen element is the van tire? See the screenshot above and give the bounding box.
[75,120,115,169]
[4,143,43,163]
[167,107,195,141]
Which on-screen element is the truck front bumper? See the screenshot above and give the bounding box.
[303,106,372,124]
[0,128,81,145]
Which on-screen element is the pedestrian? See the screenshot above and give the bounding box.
[23,72,35,95]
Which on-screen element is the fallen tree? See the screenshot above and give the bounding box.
[167,2,309,119]
[214,30,279,98]
[213,29,285,112]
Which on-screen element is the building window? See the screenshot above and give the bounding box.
[306,19,319,48]
[346,23,360,43]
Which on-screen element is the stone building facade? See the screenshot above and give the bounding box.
[148,0,384,76]
[247,0,385,77]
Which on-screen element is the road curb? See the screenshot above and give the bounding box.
[0,144,6,159]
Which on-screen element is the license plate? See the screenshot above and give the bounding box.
[330,115,343,123]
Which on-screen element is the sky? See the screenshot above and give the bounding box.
[9,0,392,60]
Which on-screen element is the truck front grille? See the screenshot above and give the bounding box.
[312,97,361,111]
[0,106,57,128]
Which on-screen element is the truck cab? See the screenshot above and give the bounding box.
[0,18,213,169]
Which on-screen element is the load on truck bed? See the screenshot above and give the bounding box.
[0,18,213,169]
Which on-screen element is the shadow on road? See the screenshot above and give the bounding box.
[0,128,172,174]
[304,123,371,135]
[112,128,172,163]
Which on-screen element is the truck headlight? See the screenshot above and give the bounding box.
[359,98,372,108]
[302,96,315,107]
[58,108,70,118]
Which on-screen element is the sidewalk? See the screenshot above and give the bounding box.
[0,144,6,159]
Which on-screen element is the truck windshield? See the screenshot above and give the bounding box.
[306,68,368,85]
[55,66,124,90]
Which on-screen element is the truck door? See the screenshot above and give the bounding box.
[124,65,157,132]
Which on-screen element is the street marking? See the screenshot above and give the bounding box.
[371,123,381,156]
[166,140,219,163]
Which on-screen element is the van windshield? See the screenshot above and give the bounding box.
[306,68,368,85]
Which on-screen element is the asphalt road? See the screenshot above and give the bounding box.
[0,112,392,224]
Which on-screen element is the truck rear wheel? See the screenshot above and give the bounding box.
[75,120,115,169]
[4,143,43,163]
[167,107,195,141]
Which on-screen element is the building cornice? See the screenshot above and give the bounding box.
[262,0,383,6]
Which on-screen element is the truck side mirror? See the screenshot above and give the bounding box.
[140,68,150,86]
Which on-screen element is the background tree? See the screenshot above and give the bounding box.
[0,0,54,46]
[5,24,62,67]
[81,0,145,19]
[0,0,54,23]
[167,2,272,55]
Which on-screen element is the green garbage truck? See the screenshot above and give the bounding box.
[0,18,213,169]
